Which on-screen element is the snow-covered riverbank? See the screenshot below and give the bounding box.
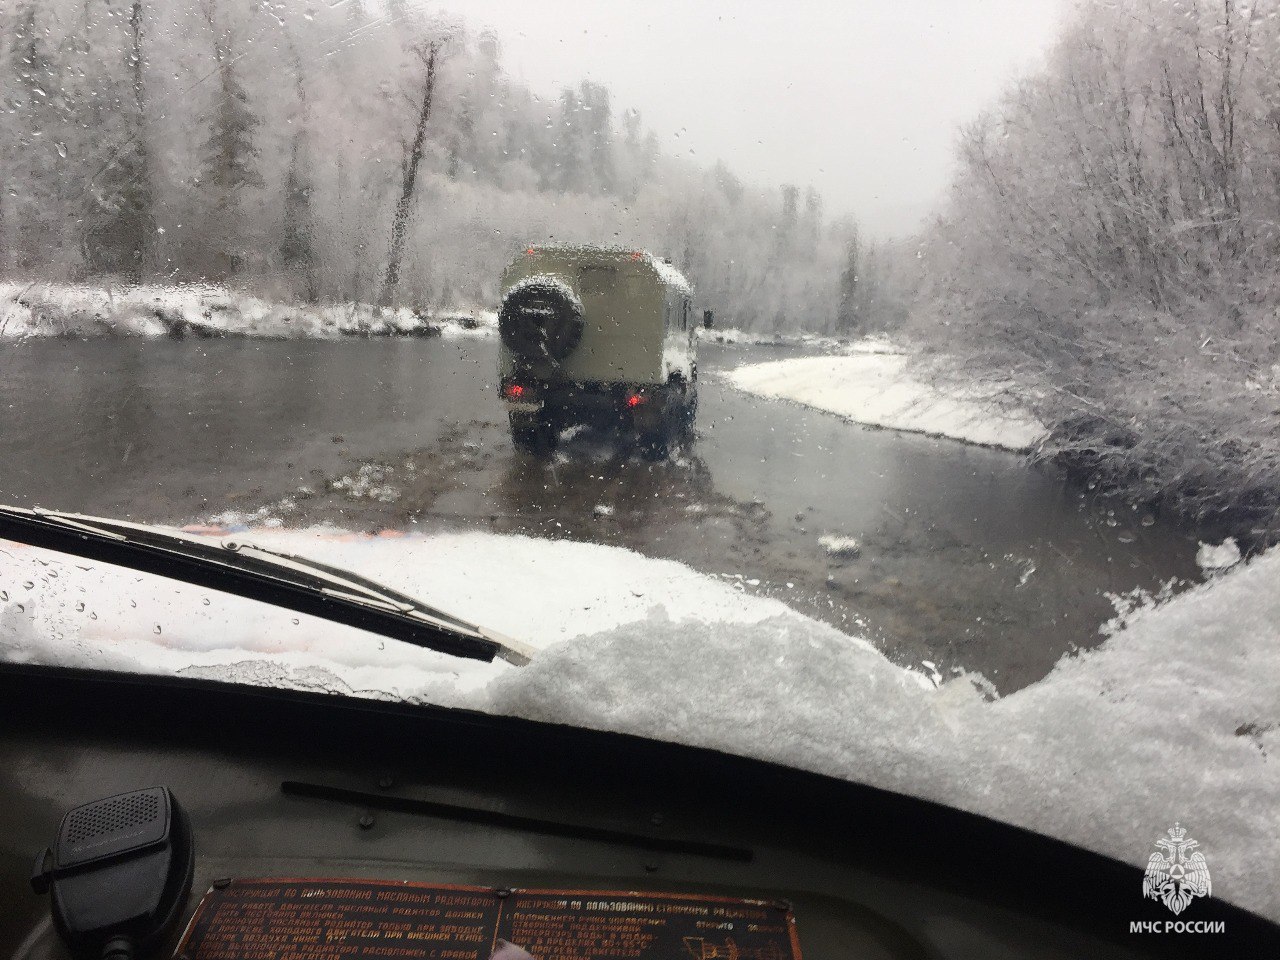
[697,326,902,354]
[723,349,1046,452]
[2,524,1276,921]
[0,281,496,340]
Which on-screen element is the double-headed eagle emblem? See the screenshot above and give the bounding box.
[1143,824,1211,915]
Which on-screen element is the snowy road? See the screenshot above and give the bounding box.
[0,337,1202,691]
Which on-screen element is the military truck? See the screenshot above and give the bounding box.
[497,245,702,457]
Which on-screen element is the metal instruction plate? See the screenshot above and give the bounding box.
[176,879,801,960]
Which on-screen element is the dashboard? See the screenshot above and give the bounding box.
[1,664,1272,960]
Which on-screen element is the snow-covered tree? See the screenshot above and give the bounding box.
[914,0,1280,529]
[196,0,262,276]
[76,0,155,279]
[4,1,71,273]
[0,0,867,329]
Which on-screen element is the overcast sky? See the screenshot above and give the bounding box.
[424,0,1065,237]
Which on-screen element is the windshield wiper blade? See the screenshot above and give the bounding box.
[0,505,533,666]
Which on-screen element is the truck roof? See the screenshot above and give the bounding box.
[510,245,692,295]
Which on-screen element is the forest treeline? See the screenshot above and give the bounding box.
[0,0,906,334]
[912,0,1280,533]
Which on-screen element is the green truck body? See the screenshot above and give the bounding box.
[499,246,695,387]
[497,245,699,458]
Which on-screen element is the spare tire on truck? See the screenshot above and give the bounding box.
[499,275,584,365]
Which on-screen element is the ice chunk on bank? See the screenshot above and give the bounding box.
[818,534,861,558]
[1196,537,1242,574]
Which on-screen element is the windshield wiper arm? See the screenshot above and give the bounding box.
[0,505,533,666]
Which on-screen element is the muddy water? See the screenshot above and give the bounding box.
[0,337,1202,690]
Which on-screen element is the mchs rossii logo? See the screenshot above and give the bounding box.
[1130,824,1222,935]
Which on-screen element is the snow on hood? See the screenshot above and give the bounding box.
[1,525,1277,921]
[0,528,803,700]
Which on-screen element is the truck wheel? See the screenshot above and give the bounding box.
[638,410,673,461]
[510,412,557,457]
[676,392,697,444]
[638,430,669,461]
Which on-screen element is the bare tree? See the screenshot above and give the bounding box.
[279,37,318,299]
[381,39,441,305]
[127,0,152,273]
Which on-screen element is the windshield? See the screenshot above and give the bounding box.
[1,0,1277,929]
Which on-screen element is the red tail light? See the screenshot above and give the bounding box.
[626,393,646,408]
[503,383,526,400]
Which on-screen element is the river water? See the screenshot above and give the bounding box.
[0,337,1202,690]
